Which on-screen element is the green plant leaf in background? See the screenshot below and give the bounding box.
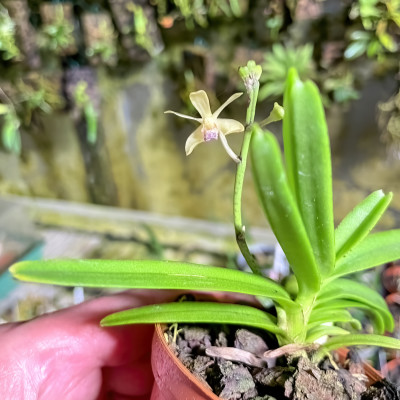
[259,44,314,100]
[377,30,398,52]
[251,127,320,297]
[0,4,20,60]
[344,40,368,59]
[74,81,98,144]
[283,68,334,279]
[38,5,75,55]
[84,104,98,144]
[335,190,393,260]
[1,111,21,155]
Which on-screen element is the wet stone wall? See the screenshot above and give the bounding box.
[0,61,399,230]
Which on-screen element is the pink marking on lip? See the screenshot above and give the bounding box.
[203,127,219,142]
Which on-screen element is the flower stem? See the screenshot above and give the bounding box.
[233,82,261,275]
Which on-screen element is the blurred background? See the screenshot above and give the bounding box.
[0,0,399,381]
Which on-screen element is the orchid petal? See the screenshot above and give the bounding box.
[216,118,245,136]
[185,126,204,155]
[219,133,240,163]
[164,110,202,122]
[213,93,243,118]
[189,90,212,118]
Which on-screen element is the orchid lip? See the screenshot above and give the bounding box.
[203,127,219,142]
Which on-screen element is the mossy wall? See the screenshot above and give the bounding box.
[1,0,399,229]
[0,61,399,229]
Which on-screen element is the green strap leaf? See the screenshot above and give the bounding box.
[335,190,393,261]
[251,127,320,296]
[332,230,400,279]
[306,326,350,343]
[310,319,362,333]
[101,302,284,335]
[308,309,355,328]
[318,334,400,354]
[313,300,385,334]
[317,279,394,332]
[283,68,335,278]
[10,259,294,307]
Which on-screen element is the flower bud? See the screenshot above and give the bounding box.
[239,60,262,93]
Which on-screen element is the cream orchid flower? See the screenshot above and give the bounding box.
[165,90,244,162]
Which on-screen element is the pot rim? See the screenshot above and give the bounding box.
[153,323,220,399]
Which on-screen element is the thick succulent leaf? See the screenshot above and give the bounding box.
[101,302,283,334]
[331,230,400,279]
[313,300,385,334]
[283,68,334,278]
[317,279,394,332]
[10,259,294,307]
[251,127,320,296]
[335,190,393,261]
[307,309,361,331]
[318,334,400,354]
[306,326,350,343]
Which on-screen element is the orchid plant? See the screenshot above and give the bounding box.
[10,61,400,359]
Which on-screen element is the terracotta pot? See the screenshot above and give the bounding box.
[335,348,383,386]
[151,324,383,400]
[385,292,400,306]
[384,293,400,360]
[151,324,218,400]
[382,358,400,382]
[383,264,400,294]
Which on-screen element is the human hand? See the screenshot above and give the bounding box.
[0,290,183,400]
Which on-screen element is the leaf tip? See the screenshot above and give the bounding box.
[286,67,300,83]
[100,316,113,327]
[9,261,26,279]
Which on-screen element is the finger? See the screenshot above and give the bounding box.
[104,359,153,397]
[54,288,258,323]
[54,290,259,366]
[16,290,259,369]
[96,324,154,366]
[22,291,182,368]
[54,290,187,323]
